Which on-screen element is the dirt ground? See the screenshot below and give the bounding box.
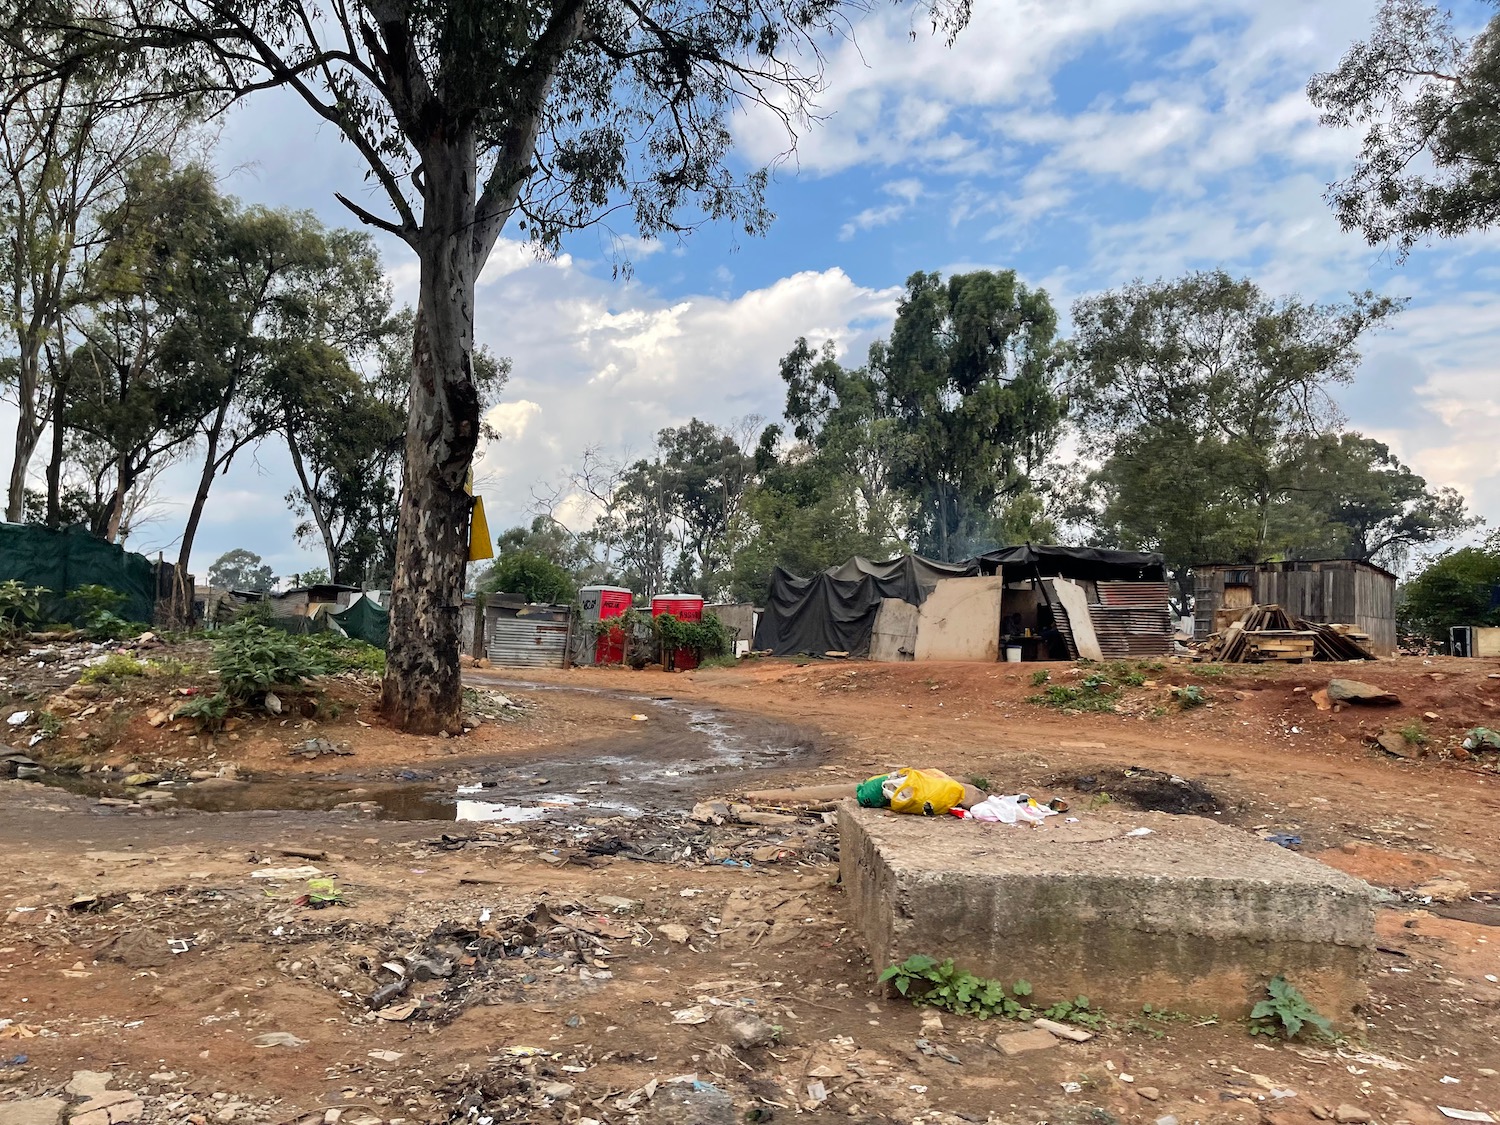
[3,646,1500,1125]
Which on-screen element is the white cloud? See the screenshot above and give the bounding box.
[838,177,927,239]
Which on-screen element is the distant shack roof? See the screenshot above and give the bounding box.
[976,544,1166,582]
[1194,558,1398,582]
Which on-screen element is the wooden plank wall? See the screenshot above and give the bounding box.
[1193,561,1397,656]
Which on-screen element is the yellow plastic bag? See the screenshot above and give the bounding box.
[887,767,966,817]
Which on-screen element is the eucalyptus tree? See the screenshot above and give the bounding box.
[2,0,973,731]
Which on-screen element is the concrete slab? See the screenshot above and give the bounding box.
[839,804,1378,1018]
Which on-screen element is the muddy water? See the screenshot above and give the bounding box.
[32,683,821,823]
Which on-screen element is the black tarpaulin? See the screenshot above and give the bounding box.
[822,555,977,603]
[752,554,977,657]
[976,544,1166,583]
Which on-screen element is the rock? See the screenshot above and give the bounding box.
[1138,1088,1161,1101]
[540,1083,575,1101]
[1310,689,1332,711]
[1333,1106,1372,1124]
[264,692,282,715]
[1326,679,1400,706]
[1033,1017,1093,1042]
[408,957,453,981]
[1156,1118,1178,1125]
[190,777,249,791]
[659,923,690,943]
[65,1073,114,1098]
[1376,732,1421,759]
[689,801,728,824]
[1415,878,1471,904]
[73,1095,143,1125]
[122,773,159,787]
[1424,711,1440,721]
[0,1098,68,1125]
[721,1011,777,1050]
[1310,1109,1332,1122]
[69,1112,109,1125]
[995,1028,1057,1056]
[641,1082,735,1125]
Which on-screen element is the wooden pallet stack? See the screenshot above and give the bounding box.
[1196,604,1377,663]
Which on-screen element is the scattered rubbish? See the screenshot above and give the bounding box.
[1196,607,1377,662]
[295,878,347,909]
[1463,728,1500,752]
[290,737,353,759]
[856,774,890,808]
[659,923,690,943]
[1,1054,27,1067]
[887,767,966,816]
[1126,827,1153,837]
[1265,833,1303,849]
[967,793,1057,825]
[7,711,31,726]
[251,1032,307,1048]
[805,1081,827,1106]
[374,999,423,1021]
[1442,1077,1462,1085]
[630,714,649,721]
[251,866,324,880]
[915,1037,961,1064]
[1438,1111,1496,1124]
[722,1012,777,1049]
[366,1050,404,1063]
[671,1005,710,1025]
[1060,1082,1083,1094]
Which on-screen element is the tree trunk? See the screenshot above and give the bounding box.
[380,140,482,735]
[105,452,131,542]
[5,345,43,522]
[285,419,341,581]
[44,356,70,527]
[176,396,231,585]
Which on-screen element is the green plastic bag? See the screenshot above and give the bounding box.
[856,774,890,808]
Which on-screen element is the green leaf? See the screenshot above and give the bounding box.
[903,954,937,973]
[1012,979,1032,997]
[895,977,910,996]
[877,965,901,983]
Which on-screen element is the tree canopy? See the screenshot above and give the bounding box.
[1311,0,1500,252]
[209,547,274,592]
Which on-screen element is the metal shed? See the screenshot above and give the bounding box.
[1192,559,1397,656]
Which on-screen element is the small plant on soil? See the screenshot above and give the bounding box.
[173,691,231,732]
[1028,682,1116,714]
[79,653,149,684]
[880,956,1107,1028]
[1040,995,1107,1029]
[213,621,336,700]
[967,775,991,792]
[1248,975,1334,1041]
[1171,684,1208,708]
[1030,669,1051,686]
[37,710,64,739]
[297,877,346,908]
[1399,722,1428,747]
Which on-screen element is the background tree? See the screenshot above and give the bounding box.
[1067,270,1401,611]
[1,0,974,733]
[208,547,273,592]
[1280,433,1478,569]
[478,550,576,604]
[1310,0,1500,253]
[0,45,191,524]
[1399,531,1500,643]
[780,269,1065,563]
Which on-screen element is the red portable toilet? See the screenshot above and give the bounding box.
[651,593,706,671]
[579,585,633,665]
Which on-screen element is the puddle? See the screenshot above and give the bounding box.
[29,681,818,824]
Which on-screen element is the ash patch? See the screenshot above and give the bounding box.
[1048,765,1222,816]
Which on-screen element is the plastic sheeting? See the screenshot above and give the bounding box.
[976,544,1165,582]
[752,554,976,658]
[330,595,389,649]
[0,522,157,624]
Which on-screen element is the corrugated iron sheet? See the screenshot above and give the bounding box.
[1089,582,1173,659]
[487,618,568,668]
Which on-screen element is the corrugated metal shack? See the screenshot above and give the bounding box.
[482,594,573,668]
[1192,559,1396,657]
[974,545,1175,661]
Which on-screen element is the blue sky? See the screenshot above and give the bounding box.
[11,0,1499,579]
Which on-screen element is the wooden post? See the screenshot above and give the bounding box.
[561,602,575,669]
[471,592,487,659]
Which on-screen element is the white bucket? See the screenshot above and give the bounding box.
[1004,646,1023,663]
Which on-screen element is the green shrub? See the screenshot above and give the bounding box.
[1171,685,1208,708]
[879,955,1107,1028]
[213,621,331,700]
[1028,682,1116,713]
[0,580,46,636]
[79,654,150,684]
[1030,669,1051,686]
[653,611,731,666]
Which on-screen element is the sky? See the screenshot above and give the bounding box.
[7,0,1500,580]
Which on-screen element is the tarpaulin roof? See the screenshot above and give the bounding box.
[752,554,976,658]
[976,544,1166,582]
[330,595,389,649]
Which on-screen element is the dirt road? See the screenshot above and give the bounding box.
[1,654,1498,1125]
